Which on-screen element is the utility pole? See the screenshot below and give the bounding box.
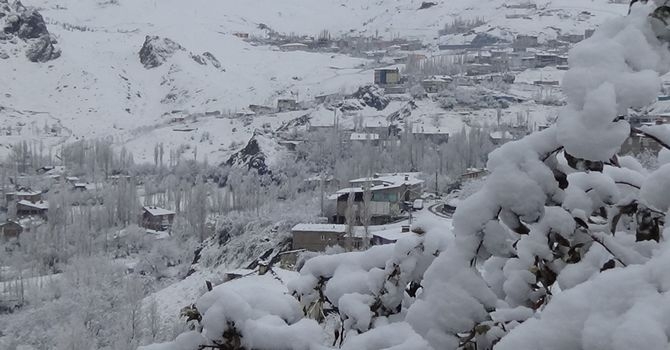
[320,174,325,217]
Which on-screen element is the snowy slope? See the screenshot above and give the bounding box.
[0,0,628,163]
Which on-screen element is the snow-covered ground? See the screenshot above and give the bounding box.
[0,0,628,163]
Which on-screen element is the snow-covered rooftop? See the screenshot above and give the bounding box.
[292,223,395,238]
[291,224,347,233]
[336,187,365,195]
[648,99,670,116]
[411,123,450,135]
[350,133,380,141]
[8,190,41,196]
[423,75,453,82]
[280,43,308,48]
[372,228,417,242]
[350,173,424,187]
[143,206,176,216]
[489,130,514,140]
[17,200,49,210]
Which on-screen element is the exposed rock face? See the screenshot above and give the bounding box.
[351,85,390,110]
[0,0,60,62]
[471,32,503,47]
[226,134,271,176]
[139,36,223,70]
[139,35,185,68]
[190,52,206,65]
[25,34,60,62]
[15,8,48,39]
[225,130,293,177]
[418,2,437,10]
[202,51,222,69]
[276,114,310,132]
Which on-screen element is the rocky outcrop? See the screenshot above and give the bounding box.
[189,52,206,65]
[226,133,271,175]
[139,36,185,68]
[351,85,390,110]
[225,130,293,177]
[202,51,221,69]
[0,0,60,62]
[276,114,310,132]
[25,34,60,62]
[139,35,223,70]
[418,2,437,10]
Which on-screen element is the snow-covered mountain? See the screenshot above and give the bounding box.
[0,0,628,164]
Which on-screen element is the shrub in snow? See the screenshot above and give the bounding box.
[143,4,670,350]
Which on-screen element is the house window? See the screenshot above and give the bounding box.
[372,193,397,202]
[321,234,326,241]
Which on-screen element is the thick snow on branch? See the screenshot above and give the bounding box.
[640,163,670,212]
[558,5,670,161]
[497,230,670,350]
[141,3,670,350]
[140,273,323,350]
[639,124,670,149]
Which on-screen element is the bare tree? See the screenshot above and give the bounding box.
[145,297,161,342]
[360,182,373,249]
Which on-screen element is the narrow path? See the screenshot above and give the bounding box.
[428,202,451,219]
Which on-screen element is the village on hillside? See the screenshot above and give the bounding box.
[3,0,670,348]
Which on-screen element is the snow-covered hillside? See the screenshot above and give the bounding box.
[0,0,627,164]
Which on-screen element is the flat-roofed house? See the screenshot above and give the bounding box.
[5,189,42,204]
[291,224,346,251]
[412,124,450,144]
[349,132,381,146]
[421,75,453,93]
[291,224,364,251]
[280,43,309,52]
[331,173,424,224]
[374,68,401,86]
[142,206,176,231]
[17,200,48,218]
[460,168,487,181]
[277,98,299,112]
[371,227,417,245]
